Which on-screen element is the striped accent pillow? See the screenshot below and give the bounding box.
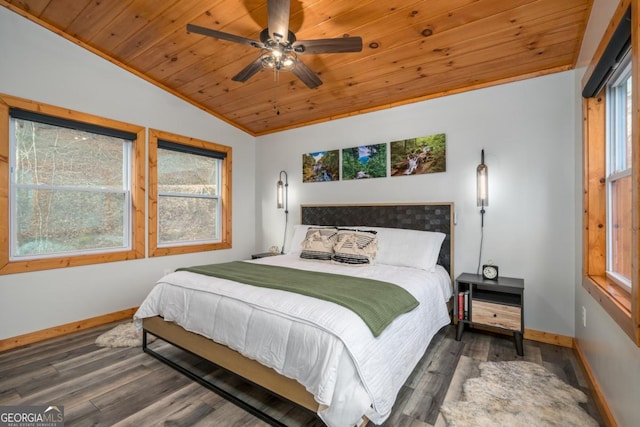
[332,229,378,265]
[300,227,338,261]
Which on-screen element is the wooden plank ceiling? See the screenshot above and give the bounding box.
[2,0,593,136]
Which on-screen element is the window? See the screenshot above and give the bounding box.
[0,94,145,274]
[149,129,231,257]
[606,55,633,291]
[582,2,639,345]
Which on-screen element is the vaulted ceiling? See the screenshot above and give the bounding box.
[2,0,593,136]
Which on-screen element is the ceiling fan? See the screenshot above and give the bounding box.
[186,0,363,89]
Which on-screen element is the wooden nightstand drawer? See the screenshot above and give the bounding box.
[472,300,521,331]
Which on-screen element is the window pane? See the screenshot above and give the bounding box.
[11,116,132,259]
[13,119,126,188]
[158,149,218,195]
[158,196,218,243]
[625,76,632,169]
[610,175,632,281]
[15,188,126,256]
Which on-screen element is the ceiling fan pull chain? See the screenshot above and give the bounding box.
[274,69,281,115]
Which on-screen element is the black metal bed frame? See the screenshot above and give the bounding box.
[142,329,310,426]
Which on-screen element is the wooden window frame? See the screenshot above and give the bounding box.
[148,129,232,257]
[0,94,146,274]
[582,0,640,345]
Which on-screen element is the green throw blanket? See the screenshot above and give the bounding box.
[177,261,419,337]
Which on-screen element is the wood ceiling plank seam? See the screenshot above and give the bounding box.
[113,0,225,60]
[107,0,184,55]
[65,0,136,42]
[5,0,52,17]
[125,0,252,71]
[87,0,179,53]
[39,0,92,30]
[126,32,212,77]
[286,0,380,39]
[182,0,272,45]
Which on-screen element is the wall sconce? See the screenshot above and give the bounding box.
[476,149,488,227]
[277,170,289,254]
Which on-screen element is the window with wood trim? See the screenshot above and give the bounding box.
[148,129,232,257]
[582,1,639,345]
[0,94,145,274]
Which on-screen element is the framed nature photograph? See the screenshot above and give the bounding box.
[341,143,387,180]
[390,133,446,176]
[302,150,339,182]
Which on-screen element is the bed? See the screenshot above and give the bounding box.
[134,203,454,426]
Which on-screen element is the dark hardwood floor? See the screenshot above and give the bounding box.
[0,322,604,426]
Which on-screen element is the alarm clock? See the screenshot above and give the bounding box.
[482,264,499,280]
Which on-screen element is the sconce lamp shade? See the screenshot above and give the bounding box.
[477,150,488,207]
[277,170,288,210]
[277,181,284,209]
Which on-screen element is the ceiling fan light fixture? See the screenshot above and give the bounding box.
[261,49,296,71]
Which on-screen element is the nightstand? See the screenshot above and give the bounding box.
[251,252,281,259]
[454,273,525,356]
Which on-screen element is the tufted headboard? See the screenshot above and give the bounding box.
[301,203,454,277]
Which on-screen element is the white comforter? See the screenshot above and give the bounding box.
[134,254,452,426]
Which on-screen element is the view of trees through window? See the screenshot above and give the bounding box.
[157,148,220,245]
[11,119,130,258]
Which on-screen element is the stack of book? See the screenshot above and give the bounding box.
[457,291,469,320]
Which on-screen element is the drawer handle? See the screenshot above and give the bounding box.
[493,314,497,317]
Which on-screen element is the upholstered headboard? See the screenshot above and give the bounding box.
[301,203,454,276]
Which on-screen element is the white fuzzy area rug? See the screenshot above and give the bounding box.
[440,361,599,427]
[95,321,154,348]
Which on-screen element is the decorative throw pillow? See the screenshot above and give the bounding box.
[332,229,378,265]
[300,227,338,261]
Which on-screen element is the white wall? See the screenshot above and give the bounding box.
[0,8,257,340]
[256,71,577,337]
[573,1,640,426]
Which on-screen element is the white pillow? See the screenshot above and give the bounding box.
[363,227,445,271]
[286,224,313,255]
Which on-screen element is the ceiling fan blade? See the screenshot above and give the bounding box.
[231,57,264,82]
[268,0,290,43]
[293,37,363,54]
[291,60,322,89]
[187,24,263,49]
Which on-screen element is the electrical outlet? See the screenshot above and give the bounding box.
[582,306,587,328]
